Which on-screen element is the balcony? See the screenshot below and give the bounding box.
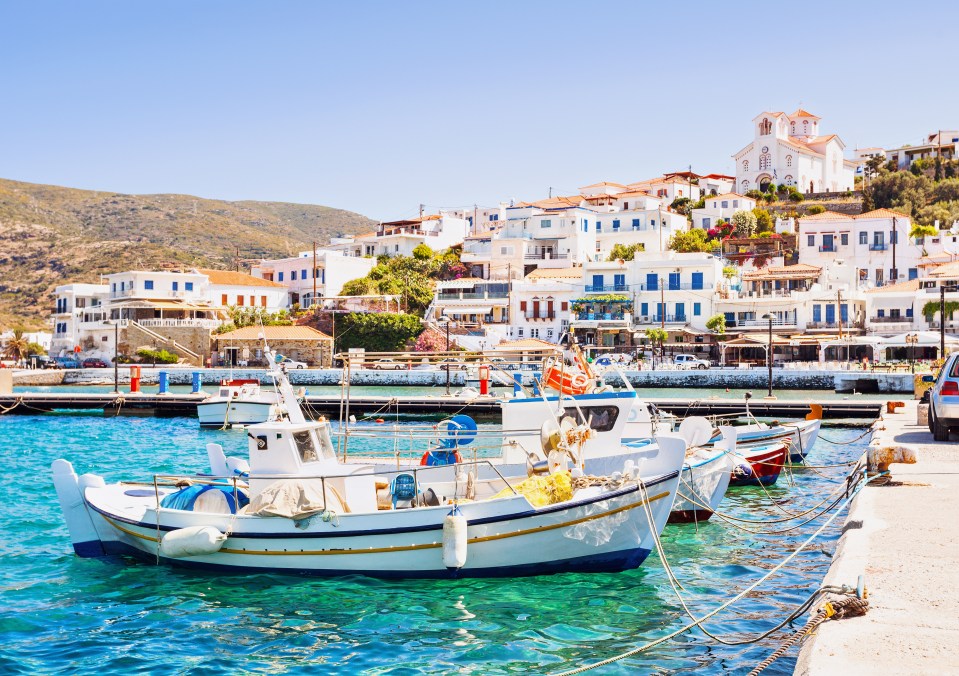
[138,318,222,330]
[733,318,798,328]
[636,283,713,291]
[574,312,628,321]
[870,315,913,324]
[640,314,686,324]
[524,313,557,321]
[869,243,887,251]
[584,284,630,292]
[819,245,837,252]
[524,252,570,261]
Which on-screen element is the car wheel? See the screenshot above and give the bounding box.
[698,364,707,370]
[933,408,950,441]
[928,406,935,433]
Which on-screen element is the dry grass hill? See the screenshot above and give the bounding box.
[0,178,376,328]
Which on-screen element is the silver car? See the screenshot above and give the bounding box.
[929,352,959,441]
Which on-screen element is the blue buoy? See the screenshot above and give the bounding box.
[191,371,202,393]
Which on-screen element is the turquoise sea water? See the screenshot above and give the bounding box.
[0,412,868,674]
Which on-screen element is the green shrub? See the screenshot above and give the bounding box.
[789,191,805,203]
[807,205,826,215]
[136,348,179,364]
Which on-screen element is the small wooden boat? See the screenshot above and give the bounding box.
[196,379,282,428]
[668,445,734,523]
[727,441,788,487]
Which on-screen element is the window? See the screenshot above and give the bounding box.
[890,231,898,244]
[278,272,284,281]
[692,272,704,290]
[675,303,685,320]
[877,309,885,318]
[221,294,228,305]
[759,118,772,135]
[721,201,729,209]
[301,269,308,279]
[632,218,640,230]
[500,246,513,255]
[562,405,620,432]
[890,308,901,319]
[591,274,604,290]
[546,329,554,340]
[873,232,884,246]
[825,305,835,323]
[143,280,154,290]
[908,268,918,280]
[292,270,298,280]
[641,302,649,316]
[613,274,626,291]
[172,281,179,291]
[622,202,628,210]
[859,232,868,245]
[791,121,795,134]
[813,305,822,322]
[185,282,193,291]
[651,219,657,229]
[595,221,602,232]
[561,302,568,311]
[742,160,749,172]
[784,175,794,186]
[517,328,524,337]
[840,233,848,246]
[293,431,318,463]
[612,219,620,230]
[807,235,815,246]
[582,219,588,232]
[694,302,701,316]
[786,155,792,167]
[236,295,244,306]
[519,300,527,311]
[530,328,539,338]
[541,219,552,228]
[646,274,658,291]
[668,272,680,290]
[906,308,913,318]
[395,245,399,252]
[261,296,267,306]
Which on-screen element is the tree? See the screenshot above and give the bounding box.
[919,201,959,229]
[935,156,944,182]
[334,313,424,352]
[722,265,738,279]
[910,223,939,239]
[2,328,29,362]
[412,328,448,352]
[705,314,726,335]
[865,171,931,217]
[606,243,643,262]
[644,327,668,362]
[670,197,692,216]
[731,210,757,237]
[932,178,959,203]
[766,183,777,195]
[752,208,773,232]
[864,154,886,181]
[667,228,713,253]
[412,243,433,260]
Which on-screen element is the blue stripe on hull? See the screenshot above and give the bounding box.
[729,474,780,487]
[90,541,654,579]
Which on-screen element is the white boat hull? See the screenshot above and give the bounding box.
[669,448,734,523]
[196,400,277,427]
[54,462,681,578]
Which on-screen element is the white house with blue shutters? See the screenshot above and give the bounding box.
[250,249,375,307]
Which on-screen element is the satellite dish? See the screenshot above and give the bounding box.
[678,416,713,448]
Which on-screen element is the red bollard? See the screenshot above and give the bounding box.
[479,364,490,396]
[130,365,141,393]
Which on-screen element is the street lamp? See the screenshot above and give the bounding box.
[103,319,119,393]
[906,333,918,373]
[438,313,452,395]
[761,312,774,398]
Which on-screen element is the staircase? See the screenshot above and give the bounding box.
[127,321,203,365]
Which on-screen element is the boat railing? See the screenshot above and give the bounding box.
[150,458,520,510]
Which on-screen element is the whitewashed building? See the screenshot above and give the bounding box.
[328,213,469,258]
[250,250,375,307]
[51,283,110,355]
[691,193,758,230]
[734,109,856,194]
[507,267,581,343]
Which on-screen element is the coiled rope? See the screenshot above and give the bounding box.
[551,460,868,676]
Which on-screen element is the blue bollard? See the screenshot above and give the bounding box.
[158,371,169,394]
[532,372,541,396]
[192,371,202,393]
[513,373,523,397]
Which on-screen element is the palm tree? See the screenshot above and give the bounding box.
[3,328,30,364]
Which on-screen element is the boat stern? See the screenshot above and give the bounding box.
[51,459,108,558]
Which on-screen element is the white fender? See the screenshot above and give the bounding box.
[159,526,227,558]
[51,460,106,557]
[442,506,468,569]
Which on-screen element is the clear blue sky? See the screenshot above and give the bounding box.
[1,1,955,222]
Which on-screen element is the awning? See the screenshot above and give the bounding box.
[112,300,217,311]
[445,306,492,314]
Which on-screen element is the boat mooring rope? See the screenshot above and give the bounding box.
[551,461,869,676]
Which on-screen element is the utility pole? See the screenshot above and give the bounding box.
[419,203,424,220]
[891,217,897,283]
[837,289,844,341]
[312,241,317,313]
[235,246,240,273]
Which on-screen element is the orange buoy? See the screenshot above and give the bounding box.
[375,418,385,424]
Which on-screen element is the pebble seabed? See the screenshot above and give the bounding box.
[0,412,872,674]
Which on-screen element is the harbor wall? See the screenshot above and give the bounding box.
[23,366,915,393]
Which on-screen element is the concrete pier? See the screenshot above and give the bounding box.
[796,400,959,675]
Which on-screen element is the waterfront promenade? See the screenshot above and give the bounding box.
[797,400,959,675]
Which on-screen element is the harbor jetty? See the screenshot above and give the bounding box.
[796,400,959,674]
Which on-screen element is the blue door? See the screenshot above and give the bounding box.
[691,272,703,290]
[591,274,604,291]
[668,272,680,290]
[813,305,821,322]
[646,274,658,291]
[840,304,848,322]
[657,303,665,321]
[675,302,685,321]
[825,305,836,324]
[614,274,626,291]
[640,302,649,316]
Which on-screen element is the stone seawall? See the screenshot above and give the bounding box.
[51,366,916,393]
[12,370,66,386]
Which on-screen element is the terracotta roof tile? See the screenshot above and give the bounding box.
[198,269,288,288]
[800,211,854,221]
[854,208,911,220]
[865,279,921,294]
[789,108,821,119]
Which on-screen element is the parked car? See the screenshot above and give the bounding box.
[280,359,308,370]
[371,359,405,370]
[439,357,466,371]
[929,353,959,440]
[27,354,56,369]
[54,356,82,369]
[81,358,109,368]
[674,354,710,370]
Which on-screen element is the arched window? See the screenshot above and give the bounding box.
[784,175,794,186]
[741,180,749,192]
[742,159,749,172]
[759,154,772,170]
[790,121,795,134]
[803,120,809,134]
[759,118,772,135]
[786,155,793,167]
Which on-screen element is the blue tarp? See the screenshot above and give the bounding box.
[160,485,249,514]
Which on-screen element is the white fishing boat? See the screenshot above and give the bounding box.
[52,348,687,578]
[195,378,283,428]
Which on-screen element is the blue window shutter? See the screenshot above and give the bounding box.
[825,305,835,323]
[840,304,848,322]
[668,272,680,290]
[612,219,620,230]
[694,302,701,316]
[632,218,640,229]
[908,268,918,280]
[692,272,703,290]
[614,274,625,289]
[813,305,821,322]
[595,221,601,231]
[724,312,735,323]
[675,302,685,320]
[302,269,308,279]
[186,282,193,291]
[878,309,885,318]
[172,281,178,291]
[906,307,913,317]
[641,302,648,315]
[646,274,658,290]
[592,274,604,289]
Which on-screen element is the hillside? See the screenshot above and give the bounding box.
[0,178,377,328]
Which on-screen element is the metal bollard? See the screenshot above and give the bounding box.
[532,372,541,396]
[191,371,202,393]
[158,371,169,394]
[513,372,523,397]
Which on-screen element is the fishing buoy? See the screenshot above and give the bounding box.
[734,463,753,478]
[375,418,385,424]
[158,526,227,558]
[443,505,468,570]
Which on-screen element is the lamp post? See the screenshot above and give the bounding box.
[438,314,451,395]
[104,319,119,393]
[907,333,918,373]
[761,312,774,398]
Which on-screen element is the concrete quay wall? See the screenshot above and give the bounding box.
[60,367,468,387]
[606,369,914,393]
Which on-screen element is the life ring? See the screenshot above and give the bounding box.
[420,450,462,466]
[571,373,589,389]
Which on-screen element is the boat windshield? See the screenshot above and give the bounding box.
[293,431,318,462]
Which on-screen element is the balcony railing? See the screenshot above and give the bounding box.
[819,245,837,252]
[733,318,798,328]
[870,316,913,324]
[869,243,887,251]
[138,318,222,329]
[524,252,570,260]
[524,313,557,321]
[584,284,630,292]
[574,312,628,321]
[636,283,713,291]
